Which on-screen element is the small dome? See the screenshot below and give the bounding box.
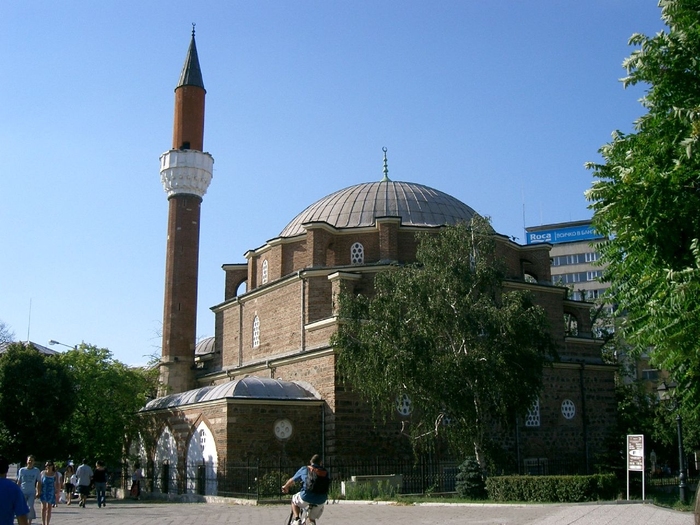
[280,180,480,238]
[194,336,215,356]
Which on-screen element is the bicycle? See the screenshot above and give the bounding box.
[284,502,324,525]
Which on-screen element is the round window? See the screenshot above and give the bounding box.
[274,419,293,440]
[396,394,413,417]
[561,399,576,420]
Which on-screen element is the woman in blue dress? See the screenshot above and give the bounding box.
[37,461,59,525]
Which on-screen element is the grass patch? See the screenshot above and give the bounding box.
[646,489,695,512]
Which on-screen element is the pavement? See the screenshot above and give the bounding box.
[30,497,694,525]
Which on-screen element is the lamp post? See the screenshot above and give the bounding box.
[49,340,77,350]
[657,381,687,504]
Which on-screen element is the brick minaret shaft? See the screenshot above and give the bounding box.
[159,28,214,395]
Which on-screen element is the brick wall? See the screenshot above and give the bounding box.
[194,221,616,468]
[139,399,323,480]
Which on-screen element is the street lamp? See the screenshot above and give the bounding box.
[49,340,76,350]
[657,381,687,504]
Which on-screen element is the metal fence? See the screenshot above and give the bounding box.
[115,454,597,501]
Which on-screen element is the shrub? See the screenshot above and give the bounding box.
[256,470,292,497]
[344,480,397,500]
[455,457,487,499]
[486,473,617,503]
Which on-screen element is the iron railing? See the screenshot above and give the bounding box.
[116,454,596,500]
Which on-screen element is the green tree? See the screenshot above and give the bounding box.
[59,344,158,465]
[332,219,555,466]
[0,343,76,462]
[587,0,700,418]
[585,0,700,415]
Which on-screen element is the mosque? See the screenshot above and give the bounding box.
[136,31,617,496]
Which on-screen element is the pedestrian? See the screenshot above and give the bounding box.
[37,461,59,525]
[0,455,29,525]
[62,464,75,505]
[75,458,93,508]
[130,462,143,500]
[281,454,330,525]
[93,460,108,508]
[16,455,40,525]
[51,466,62,508]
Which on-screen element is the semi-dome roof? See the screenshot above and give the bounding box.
[194,336,215,356]
[140,377,319,411]
[279,180,480,238]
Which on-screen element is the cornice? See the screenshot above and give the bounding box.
[198,346,335,384]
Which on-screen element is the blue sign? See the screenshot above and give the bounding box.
[526,224,602,245]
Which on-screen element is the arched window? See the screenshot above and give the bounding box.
[525,399,540,427]
[261,259,268,284]
[252,316,260,348]
[350,242,364,265]
[564,312,579,336]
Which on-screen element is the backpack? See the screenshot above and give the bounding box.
[306,465,330,494]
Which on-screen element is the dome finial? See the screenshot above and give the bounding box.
[192,23,196,37]
[381,147,390,182]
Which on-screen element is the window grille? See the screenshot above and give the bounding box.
[351,242,364,264]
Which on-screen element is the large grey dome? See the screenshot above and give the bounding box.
[280,180,480,238]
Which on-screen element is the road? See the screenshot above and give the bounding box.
[33,497,693,525]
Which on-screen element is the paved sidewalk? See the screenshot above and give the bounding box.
[35,498,693,525]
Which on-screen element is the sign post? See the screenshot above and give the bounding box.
[627,434,645,500]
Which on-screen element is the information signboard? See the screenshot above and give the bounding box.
[627,434,645,500]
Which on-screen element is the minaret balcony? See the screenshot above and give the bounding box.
[160,149,214,198]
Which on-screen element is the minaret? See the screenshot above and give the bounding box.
[159,27,213,395]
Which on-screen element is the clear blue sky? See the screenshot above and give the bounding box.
[1,1,664,365]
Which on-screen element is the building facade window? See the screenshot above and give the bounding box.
[395,394,412,417]
[524,399,540,427]
[561,399,576,420]
[261,259,268,284]
[570,288,605,301]
[552,270,603,285]
[641,369,659,381]
[252,316,260,348]
[564,313,578,336]
[350,242,364,265]
[551,252,600,267]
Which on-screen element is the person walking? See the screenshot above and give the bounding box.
[130,462,143,500]
[62,464,75,505]
[16,455,40,525]
[51,467,62,508]
[281,454,330,525]
[93,461,108,508]
[74,459,93,508]
[36,462,59,525]
[1,455,29,525]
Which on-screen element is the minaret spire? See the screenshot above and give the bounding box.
[158,30,214,395]
[178,25,204,90]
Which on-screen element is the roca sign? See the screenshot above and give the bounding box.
[528,232,553,243]
[526,224,603,245]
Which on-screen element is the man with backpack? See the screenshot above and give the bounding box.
[281,454,330,525]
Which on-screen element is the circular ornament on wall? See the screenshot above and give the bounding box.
[396,394,413,417]
[561,399,576,420]
[274,419,293,440]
